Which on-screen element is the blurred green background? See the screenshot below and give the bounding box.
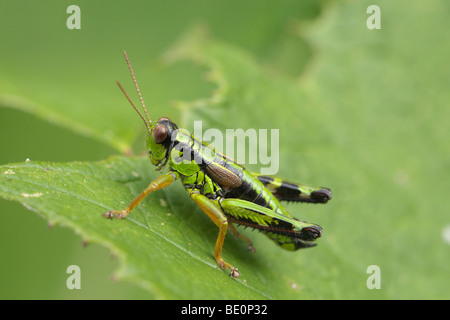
[0,0,449,299]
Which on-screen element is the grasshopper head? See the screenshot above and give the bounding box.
[146,117,178,169]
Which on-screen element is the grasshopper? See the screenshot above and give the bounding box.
[103,51,332,278]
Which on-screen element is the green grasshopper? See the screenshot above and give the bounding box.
[103,51,332,278]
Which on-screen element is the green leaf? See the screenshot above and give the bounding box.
[1,0,329,300]
[0,28,339,300]
[1,0,449,299]
[0,157,273,299]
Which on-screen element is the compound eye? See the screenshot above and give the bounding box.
[153,124,168,144]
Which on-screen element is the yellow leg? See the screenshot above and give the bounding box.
[190,192,240,278]
[103,172,178,219]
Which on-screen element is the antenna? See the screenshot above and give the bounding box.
[122,50,151,124]
[116,81,149,131]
